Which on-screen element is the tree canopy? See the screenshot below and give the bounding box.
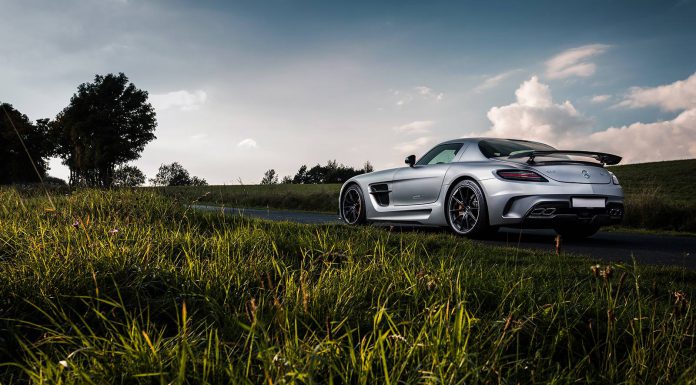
[113,165,146,187]
[260,169,279,185]
[0,103,53,184]
[52,73,157,187]
[150,162,207,186]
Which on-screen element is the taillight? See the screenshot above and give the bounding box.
[496,170,548,182]
[609,172,620,185]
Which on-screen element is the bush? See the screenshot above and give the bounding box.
[43,175,68,186]
[622,186,696,232]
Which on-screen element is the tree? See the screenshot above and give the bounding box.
[292,165,308,184]
[363,161,374,173]
[150,162,207,186]
[52,73,157,187]
[281,175,293,184]
[150,162,190,186]
[0,103,53,184]
[260,169,278,185]
[190,176,208,186]
[305,164,326,184]
[113,165,146,187]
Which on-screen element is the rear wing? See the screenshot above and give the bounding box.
[508,150,622,165]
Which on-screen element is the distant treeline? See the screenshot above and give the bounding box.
[261,160,374,185]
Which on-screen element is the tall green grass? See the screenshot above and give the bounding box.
[622,186,696,232]
[1,188,695,383]
[611,159,696,232]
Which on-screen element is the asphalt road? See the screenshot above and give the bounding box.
[193,205,696,269]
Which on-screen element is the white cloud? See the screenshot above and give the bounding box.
[150,90,207,111]
[482,76,592,144]
[585,109,696,163]
[393,86,444,106]
[597,71,696,162]
[414,86,445,100]
[394,136,433,154]
[591,94,611,103]
[545,44,610,80]
[393,120,435,134]
[474,69,522,92]
[480,74,696,164]
[414,86,431,95]
[237,138,258,148]
[617,72,696,111]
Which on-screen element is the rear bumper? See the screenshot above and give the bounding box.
[520,201,623,228]
[480,177,624,228]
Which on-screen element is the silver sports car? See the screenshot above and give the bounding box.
[339,138,624,238]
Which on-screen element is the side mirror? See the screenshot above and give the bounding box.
[405,154,416,167]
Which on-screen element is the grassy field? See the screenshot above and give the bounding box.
[609,159,696,204]
[1,188,695,383]
[157,159,696,232]
[609,159,696,232]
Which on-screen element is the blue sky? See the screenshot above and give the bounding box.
[2,0,696,183]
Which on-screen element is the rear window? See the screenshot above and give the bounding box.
[478,139,555,158]
[479,139,604,165]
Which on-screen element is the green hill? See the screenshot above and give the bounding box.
[611,159,696,204]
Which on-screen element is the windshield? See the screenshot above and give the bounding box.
[416,143,463,165]
[478,139,555,158]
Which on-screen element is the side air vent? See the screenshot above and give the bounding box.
[369,183,391,207]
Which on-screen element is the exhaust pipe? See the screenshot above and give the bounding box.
[608,208,623,217]
[543,208,556,216]
[531,208,545,216]
[530,207,557,217]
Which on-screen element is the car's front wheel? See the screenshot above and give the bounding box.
[554,224,600,239]
[341,184,366,225]
[446,179,490,237]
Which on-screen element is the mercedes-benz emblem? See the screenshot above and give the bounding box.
[582,170,591,179]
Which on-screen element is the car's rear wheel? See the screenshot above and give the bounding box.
[341,185,366,225]
[446,179,490,237]
[554,224,600,239]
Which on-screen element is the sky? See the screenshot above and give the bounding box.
[1,0,696,184]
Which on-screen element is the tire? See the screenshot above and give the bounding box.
[445,179,490,237]
[341,184,367,225]
[554,224,600,239]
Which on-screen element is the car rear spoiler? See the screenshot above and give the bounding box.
[508,150,622,165]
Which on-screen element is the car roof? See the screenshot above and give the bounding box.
[437,137,547,146]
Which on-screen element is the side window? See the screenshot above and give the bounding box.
[416,143,463,165]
